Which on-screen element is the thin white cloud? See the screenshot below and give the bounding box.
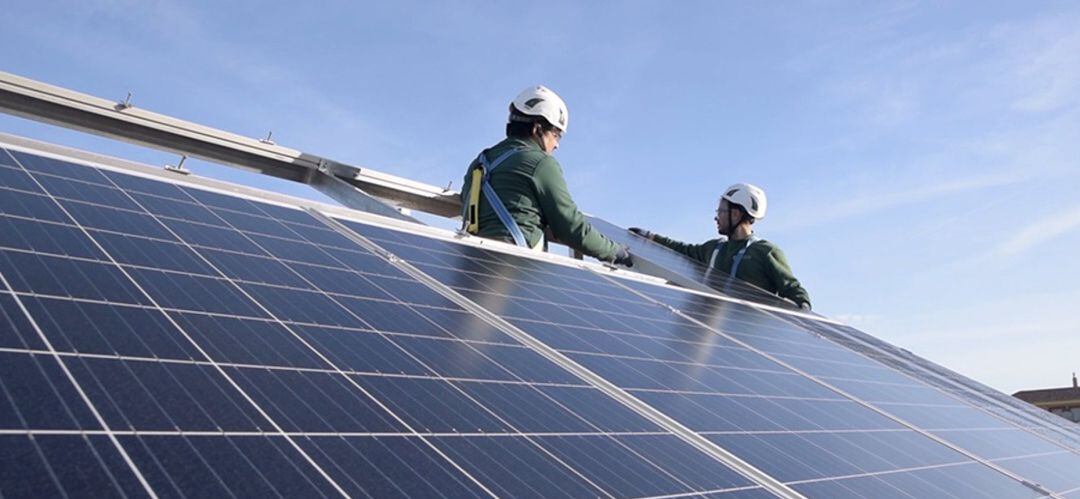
[991,204,1080,258]
[769,169,1033,232]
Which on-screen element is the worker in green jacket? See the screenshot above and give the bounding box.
[461,85,632,266]
[630,183,811,309]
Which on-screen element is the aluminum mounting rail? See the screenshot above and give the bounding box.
[0,70,460,220]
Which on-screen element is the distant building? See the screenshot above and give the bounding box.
[1013,374,1080,423]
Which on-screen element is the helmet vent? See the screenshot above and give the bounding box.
[524,98,545,108]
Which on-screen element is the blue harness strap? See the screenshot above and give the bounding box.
[729,235,760,276]
[708,236,759,292]
[467,148,529,247]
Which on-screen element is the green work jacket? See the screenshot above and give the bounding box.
[652,233,811,307]
[461,137,620,260]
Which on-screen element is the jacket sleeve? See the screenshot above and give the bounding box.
[764,246,811,307]
[650,234,715,264]
[532,157,620,260]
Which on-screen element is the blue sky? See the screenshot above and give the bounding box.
[2,1,1078,394]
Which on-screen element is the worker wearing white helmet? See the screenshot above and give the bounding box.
[631,183,810,309]
[461,85,631,265]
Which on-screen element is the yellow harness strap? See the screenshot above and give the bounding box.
[465,167,484,234]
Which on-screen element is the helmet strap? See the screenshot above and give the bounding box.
[728,208,753,239]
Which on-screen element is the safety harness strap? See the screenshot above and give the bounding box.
[707,235,760,288]
[729,235,760,276]
[463,148,529,247]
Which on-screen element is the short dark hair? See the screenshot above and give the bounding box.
[506,108,556,138]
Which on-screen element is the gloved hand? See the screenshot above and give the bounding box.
[612,245,634,267]
[628,227,654,240]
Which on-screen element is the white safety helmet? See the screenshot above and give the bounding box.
[722,183,768,220]
[510,85,569,132]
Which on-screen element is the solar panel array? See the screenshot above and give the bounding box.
[1,138,1078,498]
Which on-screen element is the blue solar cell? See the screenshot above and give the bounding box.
[200,248,313,288]
[159,217,265,254]
[245,232,341,267]
[433,436,607,497]
[129,268,265,317]
[92,232,216,274]
[478,343,584,385]
[32,174,140,210]
[0,216,104,259]
[287,263,394,299]
[239,283,359,326]
[0,293,45,350]
[0,352,99,430]
[992,452,1080,493]
[103,170,189,199]
[24,297,198,359]
[411,306,517,344]
[0,189,70,222]
[248,201,324,227]
[792,462,1039,498]
[355,376,510,432]
[171,313,330,369]
[0,164,44,192]
[179,186,259,213]
[364,274,460,308]
[223,367,402,433]
[8,150,109,184]
[454,381,597,433]
[129,192,223,225]
[536,385,660,432]
[783,431,966,480]
[123,435,341,497]
[210,207,302,240]
[284,222,368,250]
[0,435,145,497]
[290,325,431,375]
[388,336,531,382]
[63,201,177,240]
[297,436,488,497]
[702,487,776,497]
[69,357,271,431]
[618,434,756,491]
[0,251,150,304]
[562,435,706,495]
[337,298,454,338]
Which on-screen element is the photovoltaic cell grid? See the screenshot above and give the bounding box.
[2,140,1078,498]
[0,146,766,498]
[344,221,1080,498]
[782,315,1080,453]
[623,282,1080,497]
[601,208,1080,464]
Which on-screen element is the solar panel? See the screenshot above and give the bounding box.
[339,220,1076,498]
[0,143,764,497]
[2,136,1079,498]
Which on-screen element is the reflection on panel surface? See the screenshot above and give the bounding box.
[0,146,757,497]
[345,221,1069,497]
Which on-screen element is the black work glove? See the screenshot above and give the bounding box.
[612,245,634,267]
[628,227,654,240]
